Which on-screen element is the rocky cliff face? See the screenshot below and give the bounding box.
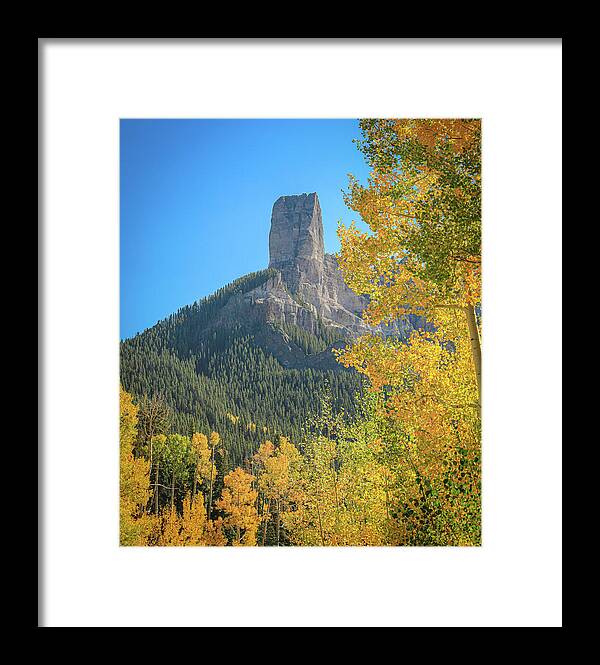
[211,192,415,369]
[257,193,413,337]
[269,193,325,288]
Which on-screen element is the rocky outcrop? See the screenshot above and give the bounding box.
[210,192,416,369]
[261,192,412,339]
[269,193,324,287]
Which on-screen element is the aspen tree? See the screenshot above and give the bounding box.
[119,387,153,545]
[216,467,259,546]
[179,492,208,545]
[338,119,482,405]
[253,440,276,545]
[332,119,482,544]
[190,432,214,507]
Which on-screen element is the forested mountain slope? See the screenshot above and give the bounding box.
[121,193,417,469]
[120,268,364,467]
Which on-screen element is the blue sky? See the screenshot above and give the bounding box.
[120,119,371,339]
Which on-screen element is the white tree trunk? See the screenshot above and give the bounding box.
[465,306,482,408]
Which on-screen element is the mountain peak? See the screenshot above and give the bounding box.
[268,192,324,272]
[259,192,413,342]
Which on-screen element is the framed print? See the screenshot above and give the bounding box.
[40,38,562,627]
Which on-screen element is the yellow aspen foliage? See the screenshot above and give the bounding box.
[339,312,479,440]
[254,440,275,467]
[338,123,481,312]
[336,117,482,414]
[156,497,227,547]
[191,432,215,493]
[281,437,337,546]
[332,119,482,545]
[120,387,154,546]
[253,436,302,545]
[335,318,481,545]
[335,411,398,545]
[281,431,391,547]
[216,467,259,546]
[258,437,301,503]
[179,493,208,545]
[204,517,228,546]
[275,400,391,546]
[337,119,482,401]
[158,508,182,546]
[252,440,276,544]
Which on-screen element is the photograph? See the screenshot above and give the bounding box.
[119,118,482,547]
